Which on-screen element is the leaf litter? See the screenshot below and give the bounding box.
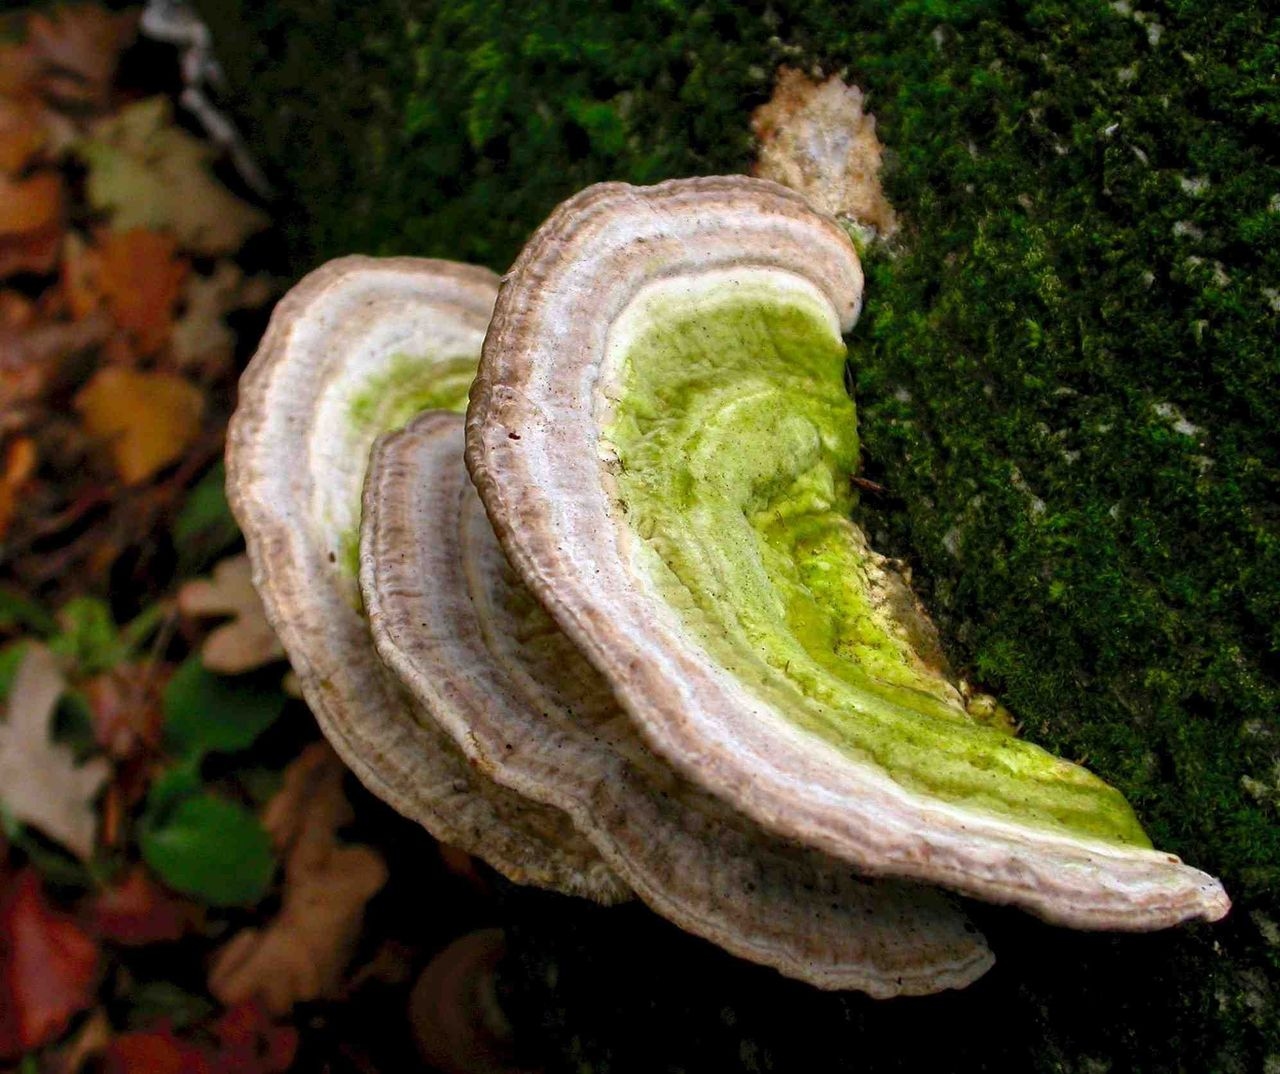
[0,5,498,1068]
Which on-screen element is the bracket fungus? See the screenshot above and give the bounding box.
[225,256,622,900]
[360,409,993,995]
[466,177,1230,930]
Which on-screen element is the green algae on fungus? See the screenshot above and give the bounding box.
[603,270,1147,848]
[467,176,1228,931]
[336,352,477,576]
[226,255,623,901]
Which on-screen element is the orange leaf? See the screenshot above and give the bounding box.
[0,44,38,98]
[0,869,100,1057]
[60,231,100,319]
[0,222,62,279]
[91,230,188,355]
[0,97,47,175]
[74,367,204,485]
[0,171,62,236]
[103,1023,210,1074]
[0,437,37,541]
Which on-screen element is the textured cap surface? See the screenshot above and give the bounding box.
[226,255,621,900]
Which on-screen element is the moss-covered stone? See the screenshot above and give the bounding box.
[203,0,1278,1069]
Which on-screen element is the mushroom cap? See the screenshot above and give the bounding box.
[465,177,1229,929]
[226,255,622,900]
[361,409,993,995]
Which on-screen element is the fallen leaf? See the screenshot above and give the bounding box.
[0,436,37,541]
[74,367,205,485]
[0,171,62,236]
[88,866,187,945]
[0,644,108,859]
[0,292,36,330]
[178,555,284,674]
[171,264,274,376]
[95,229,190,355]
[162,655,285,756]
[61,231,98,319]
[208,743,388,1014]
[140,790,276,907]
[102,1022,209,1074]
[25,5,138,108]
[103,1003,296,1074]
[46,1006,111,1074]
[0,44,38,99]
[83,662,163,761]
[207,1002,298,1074]
[0,313,111,418]
[0,222,63,280]
[0,869,100,1057]
[752,67,898,236]
[79,97,268,256]
[0,97,48,175]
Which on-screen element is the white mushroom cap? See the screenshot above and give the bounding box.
[465,177,1229,928]
[361,410,993,995]
[226,256,622,900]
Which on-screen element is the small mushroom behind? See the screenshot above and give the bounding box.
[466,177,1229,929]
[226,256,623,901]
[360,409,993,996]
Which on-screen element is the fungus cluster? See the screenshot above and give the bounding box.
[228,177,1228,998]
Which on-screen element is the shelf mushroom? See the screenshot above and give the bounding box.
[226,256,623,901]
[360,409,993,995]
[466,177,1230,930]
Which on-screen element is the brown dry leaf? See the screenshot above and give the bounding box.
[74,366,204,485]
[0,437,37,541]
[0,44,38,98]
[46,1007,111,1074]
[178,554,284,674]
[171,264,275,375]
[0,172,62,237]
[90,229,189,356]
[0,644,109,860]
[0,311,111,419]
[60,231,98,320]
[208,743,388,1015]
[0,98,48,175]
[752,66,898,237]
[79,98,268,256]
[25,5,138,108]
[0,223,62,281]
[83,663,163,762]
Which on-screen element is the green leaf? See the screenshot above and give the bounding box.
[145,759,203,817]
[163,656,285,757]
[175,461,241,570]
[46,598,166,676]
[48,597,125,674]
[140,792,275,905]
[0,640,30,700]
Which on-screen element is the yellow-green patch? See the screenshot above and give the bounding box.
[603,285,1149,847]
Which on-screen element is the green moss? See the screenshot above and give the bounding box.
[206,0,1278,1068]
